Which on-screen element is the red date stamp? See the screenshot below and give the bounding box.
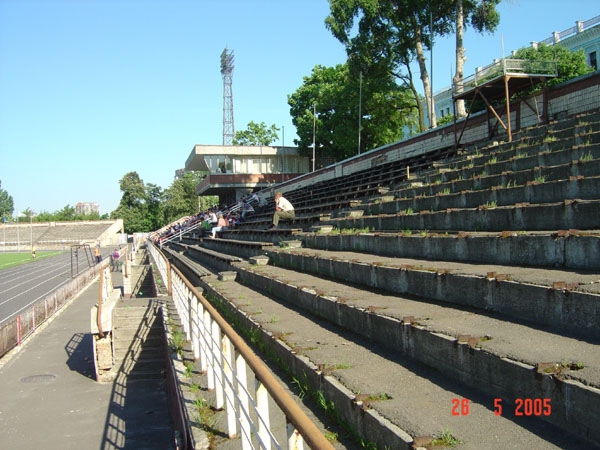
[494,398,552,416]
[451,398,552,417]
[451,398,471,416]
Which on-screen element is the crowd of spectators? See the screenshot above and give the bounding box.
[150,191,270,245]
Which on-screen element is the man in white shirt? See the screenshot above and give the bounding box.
[268,191,294,230]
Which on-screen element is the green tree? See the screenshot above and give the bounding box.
[325,0,502,128]
[34,210,54,222]
[198,196,219,212]
[145,183,165,231]
[326,0,448,130]
[55,205,76,221]
[163,172,201,223]
[233,121,280,146]
[288,63,413,161]
[111,172,153,234]
[32,209,103,222]
[512,44,593,90]
[0,181,14,221]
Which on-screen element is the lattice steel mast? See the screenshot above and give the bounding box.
[220,48,235,146]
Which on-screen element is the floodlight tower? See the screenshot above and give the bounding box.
[220,48,235,146]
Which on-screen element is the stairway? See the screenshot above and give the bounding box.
[107,297,175,449]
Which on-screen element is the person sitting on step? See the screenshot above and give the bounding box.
[268,191,294,230]
[210,213,229,238]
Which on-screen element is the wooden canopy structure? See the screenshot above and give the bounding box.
[453,58,558,147]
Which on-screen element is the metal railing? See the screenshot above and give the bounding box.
[0,260,105,359]
[148,241,335,450]
[453,58,558,96]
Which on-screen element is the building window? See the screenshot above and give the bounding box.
[589,51,597,71]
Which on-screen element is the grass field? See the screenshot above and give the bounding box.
[0,251,63,270]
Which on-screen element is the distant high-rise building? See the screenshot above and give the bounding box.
[76,202,99,215]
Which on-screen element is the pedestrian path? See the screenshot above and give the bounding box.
[0,272,173,450]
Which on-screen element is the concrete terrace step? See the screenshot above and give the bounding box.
[301,229,600,270]
[326,198,600,233]
[395,157,600,202]
[360,176,600,219]
[198,262,598,450]
[261,246,600,340]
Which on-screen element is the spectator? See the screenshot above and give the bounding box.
[111,249,120,271]
[257,193,268,208]
[268,191,294,230]
[210,213,229,238]
[241,201,254,219]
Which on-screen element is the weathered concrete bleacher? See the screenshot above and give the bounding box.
[0,220,123,250]
[163,110,600,449]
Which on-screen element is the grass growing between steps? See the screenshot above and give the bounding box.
[203,288,380,450]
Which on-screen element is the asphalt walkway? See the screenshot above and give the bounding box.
[0,271,173,450]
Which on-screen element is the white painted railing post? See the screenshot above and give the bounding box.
[287,424,304,450]
[191,297,200,360]
[148,241,335,450]
[256,380,271,450]
[236,354,252,450]
[212,320,225,409]
[205,310,215,391]
[222,335,237,438]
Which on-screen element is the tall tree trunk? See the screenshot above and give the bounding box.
[397,64,426,132]
[415,26,436,128]
[407,64,426,132]
[454,0,467,117]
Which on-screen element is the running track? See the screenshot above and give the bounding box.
[0,249,108,324]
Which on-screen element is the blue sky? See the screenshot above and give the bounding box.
[0,0,597,216]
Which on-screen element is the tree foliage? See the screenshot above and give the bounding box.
[326,0,450,130]
[233,121,280,146]
[0,181,14,219]
[111,172,155,234]
[163,172,202,223]
[288,62,414,162]
[325,0,502,127]
[29,207,104,222]
[513,44,594,88]
[110,171,219,234]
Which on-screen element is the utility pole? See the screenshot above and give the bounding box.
[312,103,316,172]
[358,71,362,155]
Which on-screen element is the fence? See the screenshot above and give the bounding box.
[147,241,335,450]
[0,259,106,359]
[453,58,558,96]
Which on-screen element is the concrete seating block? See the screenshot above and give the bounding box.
[218,271,238,281]
[249,255,269,265]
[311,225,334,233]
[280,240,302,249]
[372,195,395,203]
[340,210,364,218]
